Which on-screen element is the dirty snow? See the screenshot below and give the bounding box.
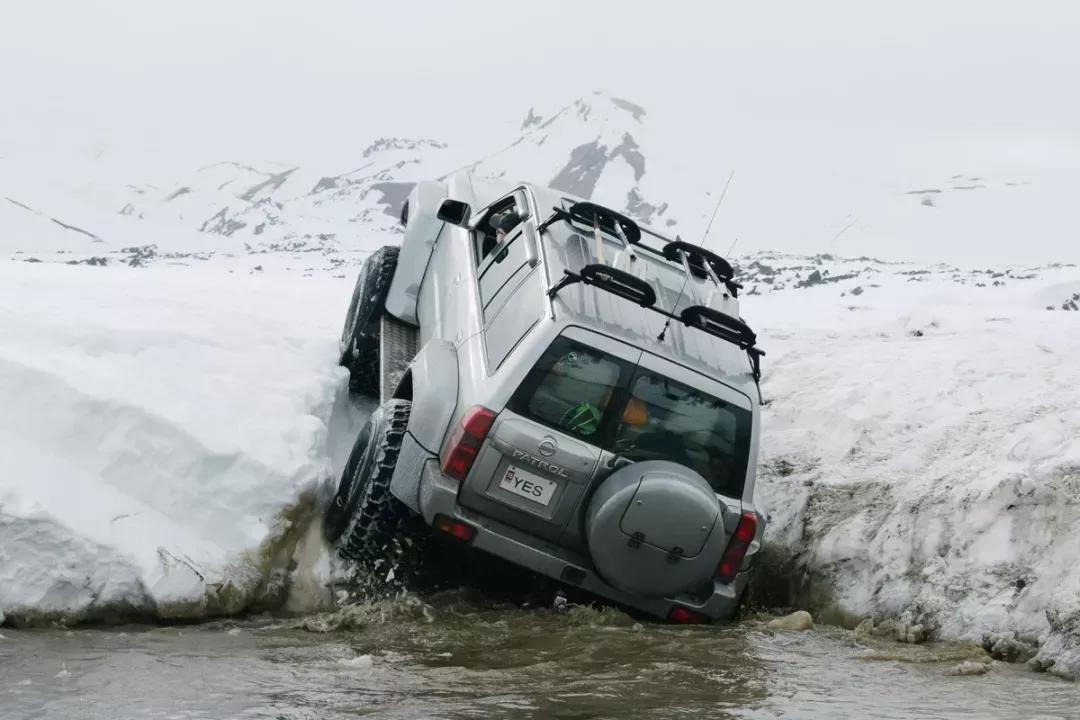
[751,257,1080,679]
[0,261,351,622]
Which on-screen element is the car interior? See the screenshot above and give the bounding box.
[474,196,525,264]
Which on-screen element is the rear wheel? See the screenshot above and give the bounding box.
[325,399,413,568]
[340,245,399,397]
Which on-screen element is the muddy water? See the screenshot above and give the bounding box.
[1,593,1075,720]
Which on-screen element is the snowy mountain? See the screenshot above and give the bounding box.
[108,93,699,256]
[3,91,1077,269]
[119,137,453,253]
[465,94,695,230]
[0,92,702,269]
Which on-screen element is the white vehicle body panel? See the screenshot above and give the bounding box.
[375,170,764,622]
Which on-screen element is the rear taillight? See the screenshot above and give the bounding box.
[434,514,477,542]
[441,406,497,482]
[715,510,757,584]
[668,606,710,624]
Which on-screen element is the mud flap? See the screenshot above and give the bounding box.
[389,431,432,514]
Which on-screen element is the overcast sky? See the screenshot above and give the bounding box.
[2,1,1078,263]
[3,1,1078,171]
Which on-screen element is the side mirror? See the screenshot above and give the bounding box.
[437,199,471,227]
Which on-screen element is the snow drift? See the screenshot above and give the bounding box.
[2,249,1078,682]
[749,256,1080,680]
[0,262,352,622]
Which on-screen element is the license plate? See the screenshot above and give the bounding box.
[498,465,558,506]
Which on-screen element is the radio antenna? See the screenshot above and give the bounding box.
[657,169,735,342]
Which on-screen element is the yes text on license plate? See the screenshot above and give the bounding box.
[499,465,557,506]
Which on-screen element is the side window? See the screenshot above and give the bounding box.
[474,197,524,267]
[476,190,533,312]
[478,226,528,309]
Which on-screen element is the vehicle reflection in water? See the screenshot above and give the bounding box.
[0,592,1075,720]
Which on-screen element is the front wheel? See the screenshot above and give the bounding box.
[325,399,413,567]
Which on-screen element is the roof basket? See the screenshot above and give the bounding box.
[548,264,657,307]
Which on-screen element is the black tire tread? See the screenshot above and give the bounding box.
[333,400,412,567]
[340,246,399,398]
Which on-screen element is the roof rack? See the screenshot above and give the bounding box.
[538,202,642,245]
[540,203,742,293]
[681,305,756,349]
[663,240,741,297]
[540,202,764,381]
[548,265,765,381]
[548,264,656,307]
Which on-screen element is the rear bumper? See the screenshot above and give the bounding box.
[417,459,749,622]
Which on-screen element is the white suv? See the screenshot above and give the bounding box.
[325,173,765,623]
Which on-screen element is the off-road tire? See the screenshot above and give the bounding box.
[340,246,399,397]
[325,399,412,567]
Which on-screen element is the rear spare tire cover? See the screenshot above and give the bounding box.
[586,461,727,598]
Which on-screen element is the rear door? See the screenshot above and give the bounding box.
[457,329,640,542]
[618,351,754,548]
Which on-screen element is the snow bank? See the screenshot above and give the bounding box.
[752,264,1080,679]
[0,262,351,623]
[2,245,1079,682]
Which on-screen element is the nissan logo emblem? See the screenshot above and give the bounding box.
[538,436,558,457]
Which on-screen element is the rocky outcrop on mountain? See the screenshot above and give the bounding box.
[7,91,1076,269]
[468,93,681,229]
[105,93,689,256]
[118,138,451,253]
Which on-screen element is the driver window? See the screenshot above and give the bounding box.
[474,195,525,266]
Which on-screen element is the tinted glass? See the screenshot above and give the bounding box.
[475,197,523,265]
[613,371,751,497]
[509,337,629,442]
[478,227,527,310]
[510,336,752,498]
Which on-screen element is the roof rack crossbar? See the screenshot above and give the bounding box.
[680,305,758,349]
[548,263,766,382]
[564,202,642,245]
[661,240,742,298]
[538,204,743,295]
[548,264,657,308]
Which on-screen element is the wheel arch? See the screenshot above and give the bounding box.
[401,339,459,454]
[391,368,413,401]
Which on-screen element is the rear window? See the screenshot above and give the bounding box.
[509,336,752,497]
[613,371,751,498]
[513,337,627,442]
